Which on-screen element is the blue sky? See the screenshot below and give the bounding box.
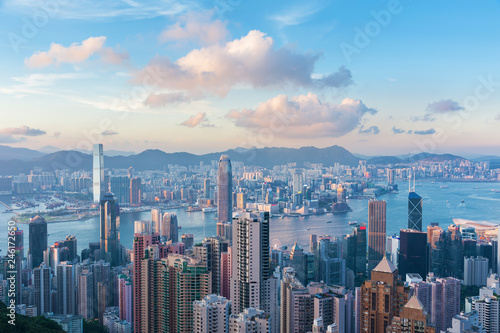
[0,0,499,156]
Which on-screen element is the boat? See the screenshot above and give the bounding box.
[305,228,310,231]
[349,221,357,225]
[202,207,217,213]
[440,185,449,189]
[326,221,332,224]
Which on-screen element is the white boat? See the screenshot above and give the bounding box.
[349,221,357,225]
[202,207,217,213]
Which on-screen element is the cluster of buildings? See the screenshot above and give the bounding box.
[1,144,500,332]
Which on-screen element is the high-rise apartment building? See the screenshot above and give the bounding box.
[229,307,271,333]
[151,208,162,234]
[109,176,130,204]
[93,143,105,203]
[77,269,94,319]
[231,211,270,314]
[100,193,120,266]
[133,231,160,333]
[410,273,460,332]
[218,155,232,223]
[193,294,231,333]
[237,192,246,210]
[129,177,141,204]
[368,200,387,276]
[56,261,75,315]
[464,257,489,286]
[34,263,52,315]
[204,178,211,199]
[193,237,229,295]
[360,258,409,332]
[118,274,132,324]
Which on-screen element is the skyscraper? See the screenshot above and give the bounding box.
[93,143,104,203]
[29,215,47,269]
[100,193,120,266]
[109,176,130,204]
[34,263,52,314]
[231,211,270,314]
[360,258,409,332]
[408,192,423,231]
[367,200,387,276]
[398,228,428,279]
[56,261,75,315]
[161,212,178,243]
[133,229,160,332]
[130,177,141,204]
[204,178,211,199]
[217,155,232,223]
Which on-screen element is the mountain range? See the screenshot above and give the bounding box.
[0,144,486,176]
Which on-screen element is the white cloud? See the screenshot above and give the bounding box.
[269,2,328,27]
[25,37,107,68]
[180,112,213,128]
[159,11,228,45]
[134,30,352,98]
[226,93,376,138]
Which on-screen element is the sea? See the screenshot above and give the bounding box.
[1,181,500,256]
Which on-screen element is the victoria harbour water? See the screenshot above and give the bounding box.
[1,181,500,256]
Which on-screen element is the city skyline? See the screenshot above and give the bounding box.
[1,1,500,156]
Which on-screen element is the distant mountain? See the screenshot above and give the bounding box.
[472,155,500,162]
[369,156,403,165]
[0,145,360,175]
[0,145,479,176]
[0,145,45,161]
[406,153,468,163]
[37,145,62,154]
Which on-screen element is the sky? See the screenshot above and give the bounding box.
[1,0,500,157]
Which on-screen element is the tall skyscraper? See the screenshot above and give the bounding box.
[29,215,47,269]
[408,192,423,231]
[56,261,75,315]
[161,212,178,243]
[130,177,141,204]
[367,200,387,276]
[217,155,232,223]
[360,258,409,332]
[151,208,162,234]
[293,169,303,196]
[109,176,130,204]
[13,228,23,304]
[93,143,104,203]
[193,237,229,295]
[204,178,211,199]
[231,211,270,314]
[77,269,94,319]
[133,230,160,332]
[398,228,428,279]
[100,193,120,266]
[34,263,52,315]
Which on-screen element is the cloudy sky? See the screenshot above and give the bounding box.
[1,0,500,156]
